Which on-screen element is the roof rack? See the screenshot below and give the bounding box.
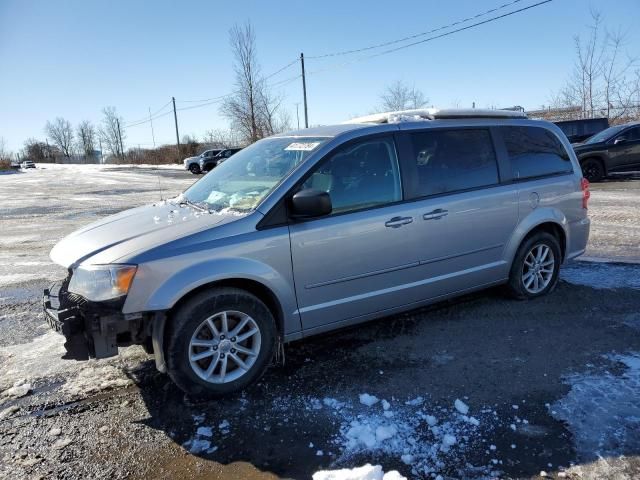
[343,108,527,124]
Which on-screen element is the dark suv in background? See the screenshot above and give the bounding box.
[200,148,242,173]
[574,121,640,182]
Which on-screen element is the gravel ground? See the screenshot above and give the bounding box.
[0,165,639,480]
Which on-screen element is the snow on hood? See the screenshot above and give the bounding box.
[50,200,245,268]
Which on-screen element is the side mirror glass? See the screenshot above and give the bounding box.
[290,188,332,218]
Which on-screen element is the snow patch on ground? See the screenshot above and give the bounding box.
[305,395,499,479]
[313,464,406,480]
[61,364,134,395]
[0,273,50,287]
[561,262,640,290]
[551,353,640,459]
[0,331,146,394]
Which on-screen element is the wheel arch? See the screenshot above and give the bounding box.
[520,222,566,261]
[168,277,286,337]
[579,154,608,175]
[506,210,568,268]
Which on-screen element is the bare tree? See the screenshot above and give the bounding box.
[76,120,96,158]
[0,137,11,163]
[45,117,74,157]
[23,138,55,162]
[550,10,639,123]
[203,128,240,148]
[602,28,639,121]
[379,80,428,111]
[220,21,290,144]
[99,107,125,158]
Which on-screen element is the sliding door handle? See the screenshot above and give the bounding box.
[385,216,413,228]
[423,209,448,220]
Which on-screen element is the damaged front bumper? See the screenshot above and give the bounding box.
[43,277,145,361]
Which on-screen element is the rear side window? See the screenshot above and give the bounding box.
[502,126,573,180]
[407,129,499,197]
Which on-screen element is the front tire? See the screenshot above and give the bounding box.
[505,232,561,300]
[189,164,201,174]
[581,158,604,182]
[166,288,276,397]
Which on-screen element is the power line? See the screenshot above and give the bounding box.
[308,0,553,76]
[263,58,299,80]
[176,58,299,104]
[307,0,525,59]
[176,93,232,104]
[177,98,225,112]
[124,109,173,129]
[124,99,172,127]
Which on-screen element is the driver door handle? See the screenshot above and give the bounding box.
[385,216,413,228]
[423,209,448,220]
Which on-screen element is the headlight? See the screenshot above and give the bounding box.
[68,265,137,302]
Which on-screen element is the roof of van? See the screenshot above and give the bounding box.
[276,108,529,138]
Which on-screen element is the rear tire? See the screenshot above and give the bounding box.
[166,288,276,398]
[505,232,561,300]
[189,164,201,174]
[581,158,604,182]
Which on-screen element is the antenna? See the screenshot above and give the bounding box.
[157,170,164,201]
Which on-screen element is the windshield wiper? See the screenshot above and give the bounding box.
[179,199,210,213]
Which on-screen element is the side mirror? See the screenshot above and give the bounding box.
[290,188,332,218]
[614,137,626,145]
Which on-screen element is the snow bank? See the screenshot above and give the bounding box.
[312,464,406,480]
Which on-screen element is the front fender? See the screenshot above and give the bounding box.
[123,257,300,334]
[503,207,569,267]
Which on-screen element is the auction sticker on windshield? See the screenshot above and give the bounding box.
[284,142,321,151]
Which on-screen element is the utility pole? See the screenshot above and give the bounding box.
[300,53,309,128]
[116,118,124,159]
[99,138,103,164]
[172,97,180,156]
[295,103,300,129]
[149,107,156,147]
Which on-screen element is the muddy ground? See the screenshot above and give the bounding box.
[0,165,639,480]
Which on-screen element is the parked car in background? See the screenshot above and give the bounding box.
[183,149,222,174]
[21,160,36,169]
[200,148,242,173]
[44,109,589,397]
[573,121,640,182]
[554,117,609,144]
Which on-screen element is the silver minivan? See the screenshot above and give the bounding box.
[44,109,591,396]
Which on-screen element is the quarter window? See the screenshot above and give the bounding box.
[302,137,402,214]
[407,129,499,197]
[502,126,573,180]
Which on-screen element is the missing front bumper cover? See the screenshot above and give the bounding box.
[43,280,129,360]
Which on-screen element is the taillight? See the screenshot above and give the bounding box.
[581,178,590,209]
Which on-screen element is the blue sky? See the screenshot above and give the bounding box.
[1,0,639,152]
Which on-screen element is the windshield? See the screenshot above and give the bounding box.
[181,136,329,213]
[585,125,625,144]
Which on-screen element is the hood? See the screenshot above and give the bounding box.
[50,201,244,268]
[183,156,200,164]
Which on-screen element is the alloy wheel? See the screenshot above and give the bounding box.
[188,310,261,384]
[522,244,555,294]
